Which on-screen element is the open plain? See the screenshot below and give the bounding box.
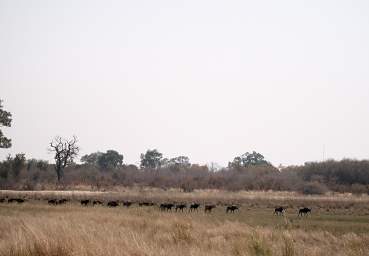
[1,189,369,256]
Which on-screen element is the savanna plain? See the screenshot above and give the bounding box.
[1,189,369,256]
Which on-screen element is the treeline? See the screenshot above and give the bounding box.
[0,149,368,195]
[2,100,367,194]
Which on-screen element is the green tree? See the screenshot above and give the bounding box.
[0,100,12,148]
[36,160,49,171]
[27,159,48,171]
[140,149,163,169]
[0,154,12,179]
[228,151,270,168]
[81,152,103,166]
[12,153,26,178]
[97,150,123,170]
[162,156,191,169]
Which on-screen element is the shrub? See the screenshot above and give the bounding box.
[300,182,328,195]
[350,184,368,195]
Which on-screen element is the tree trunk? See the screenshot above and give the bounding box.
[55,166,63,182]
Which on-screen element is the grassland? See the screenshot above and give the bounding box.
[0,189,369,256]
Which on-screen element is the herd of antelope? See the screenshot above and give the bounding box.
[0,196,312,216]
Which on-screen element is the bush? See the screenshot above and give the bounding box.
[301,182,328,195]
[180,182,195,193]
[350,184,368,195]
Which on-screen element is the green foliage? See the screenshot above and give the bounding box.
[81,152,103,166]
[140,149,163,169]
[27,159,49,171]
[97,150,123,170]
[298,160,369,188]
[36,160,49,171]
[12,153,26,178]
[27,159,37,171]
[81,150,123,170]
[0,155,12,179]
[161,156,191,169]
[0,99,12,148]
[0,153,26,180]
[229,151,270,169]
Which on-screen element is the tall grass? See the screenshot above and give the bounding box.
[0,204,368,256]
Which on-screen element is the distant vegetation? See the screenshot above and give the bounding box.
[0,148,368,194]
[0,99,368,194]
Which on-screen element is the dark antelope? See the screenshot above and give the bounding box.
[48,199,58,205]
[189,203,200,212]
[93,200,103,206]
[160,203,174,211]
[8,198,25,203]
[298,207,311,216]
[204,204,216,213]
[58,199,68,204]
[122,201,133,207]
[139,202,155,207]
[274,207,285,215]
[226,205,239,213]
[80,199,90,206]
[107,201,119,207]
[175,204,187,212]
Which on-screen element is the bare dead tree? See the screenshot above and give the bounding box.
[49,136,79,182]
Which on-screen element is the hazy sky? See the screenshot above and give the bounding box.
[1,0,369,167]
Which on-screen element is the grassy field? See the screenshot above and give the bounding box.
[1,189,369,256]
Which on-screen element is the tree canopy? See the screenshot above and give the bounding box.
[97,150,123,170]
[161,156,191,169]
[81,150,123,170]
[0,100,12,148]
[81,152,103,166]
[228,151,270,168]
[140,149,163,169]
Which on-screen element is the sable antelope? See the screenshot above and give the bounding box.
[274,207,285,215]
[226,205,239,213]
[93,200,103,206]
[139,202,154,207]
[107,201,119,207]
[48,199,58,205]
[80,199,90,206]
[160,203,166,211]
[160,203,174,211]
[175,204,187,212]
[204,204,216,213]
[122,201,132,207]
[189,203,200,212]
[298,207,311,216]
[58,199,68,205]
[8,198,25,203]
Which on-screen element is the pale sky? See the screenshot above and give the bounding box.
[1,0,369,167]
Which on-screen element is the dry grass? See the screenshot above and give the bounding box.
[2,188,369,216]
[1,201,369,256]
[2,187,369,201]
